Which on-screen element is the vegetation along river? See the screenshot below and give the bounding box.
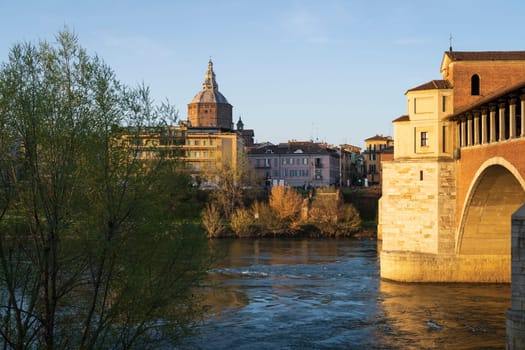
[178,239,509,349]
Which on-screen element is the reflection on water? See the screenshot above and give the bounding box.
[379,281,508,349]
[180,239,509,350]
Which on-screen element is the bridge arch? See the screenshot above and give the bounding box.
[456,157,525,255]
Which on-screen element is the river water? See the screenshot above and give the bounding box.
[179,239,509,350]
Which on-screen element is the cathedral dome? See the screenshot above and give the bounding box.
[191,89,229,104]
[188,59,233,129]
[190,59,229,104]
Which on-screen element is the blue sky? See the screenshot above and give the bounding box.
[1,1,525,147]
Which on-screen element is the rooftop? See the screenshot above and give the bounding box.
[249,141,338,156]
[445,51,525,61]
[406,80,452,93]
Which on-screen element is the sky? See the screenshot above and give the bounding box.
[1,1,525,148]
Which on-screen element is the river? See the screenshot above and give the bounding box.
[178,239,509,349]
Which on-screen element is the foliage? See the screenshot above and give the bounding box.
[268,185,304,222]
[230,207,259,237]
[202,203,225,238]
[222,186,362,238]
[0,29,210,349]
[308,191,361,237]
[251,201,285,235]
[206,155,256,220]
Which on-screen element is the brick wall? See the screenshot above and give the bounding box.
[456,139,525,223]
[451,61,525,111]
[188,103,232,129]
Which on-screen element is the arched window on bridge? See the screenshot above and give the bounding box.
[471,74,480,96]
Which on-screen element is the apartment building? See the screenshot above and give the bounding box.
[248,141,340,188]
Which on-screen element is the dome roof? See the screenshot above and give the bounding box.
[190,60,230,104]
[191,90,229,104]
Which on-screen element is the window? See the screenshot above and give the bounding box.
[421,131,429,147]
[471,74,480,96]
[274,158,278,167]
[303,158,307,165]
[442,96,447,112]
[442,126,446,153]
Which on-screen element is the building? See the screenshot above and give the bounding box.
[248,141,340,188]
[379,50,525,280]
[121,60,253,181]
[363,134,394,186]
[339,144,363,186]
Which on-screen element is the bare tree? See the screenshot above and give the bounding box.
[206,154,256,220]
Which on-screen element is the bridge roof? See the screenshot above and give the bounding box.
[406,80,452,93]
[392,115,409,122]
[445,51,525,61]
[448,79,525,120]
[407,80,452,92]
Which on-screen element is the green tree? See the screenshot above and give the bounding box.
[0,29,210,349]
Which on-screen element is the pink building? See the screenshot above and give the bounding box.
[248,141,340,188]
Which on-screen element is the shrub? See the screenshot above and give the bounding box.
[202,203,224,238]
[252,201,286,236]
[307,192,361,237]
[269,186,304,221]
[231,207,259,237]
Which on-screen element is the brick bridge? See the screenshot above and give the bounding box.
[378,51,525,349]
[380,80,525,283]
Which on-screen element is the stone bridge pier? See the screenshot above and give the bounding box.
[507,205,525,349]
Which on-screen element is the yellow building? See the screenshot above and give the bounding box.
[120,60,250,182]
[183,126,244,174]
[363,134,393,186]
